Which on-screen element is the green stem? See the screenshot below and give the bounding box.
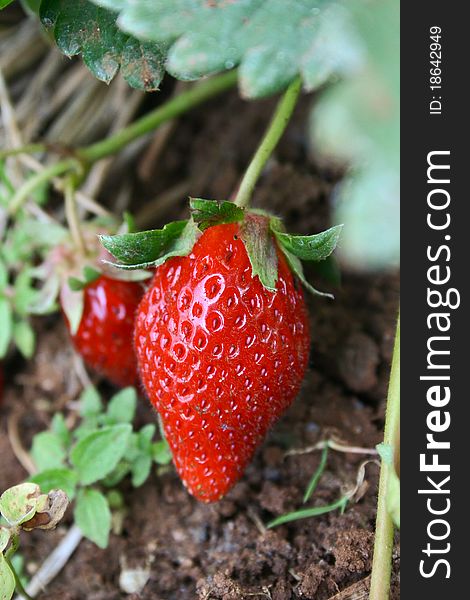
[0,143,47,160]
[369,312,400,600]
[6,71,237,214]
[5,533,33,600]
[8,158,80,215]
[234,76,302,209]
[78,70,238,163]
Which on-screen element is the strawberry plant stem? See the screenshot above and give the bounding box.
[234,77,302,209]
[7,71,238,214]
[369,312,400,600]
[8,158,80,215]
[78,70,238,164]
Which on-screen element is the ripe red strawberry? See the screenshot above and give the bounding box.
[135,223,310,502]
[64,275,144,388]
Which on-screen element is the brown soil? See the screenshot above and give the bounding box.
[1,88,399,599]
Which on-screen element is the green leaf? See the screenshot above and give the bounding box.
[240,214,278,292]
[0,483,42,526]
[40,0,166,91]
[74,489,111,548]
[70,424,132,485]
[105,387,137,424]
[272,224,343,262]
[138,424,156,453]
[0,527,10,552]
[311,0,399,270]
[79,386,103,418]
[0,553,15,600]
[101,219,200,270]
[0,0,15,9]
[267,495,349,528]
[31,432,66,471]
[152,439,172,465]
[0,298,13,359]
[131,454,152,487]
[281,248,333,299]
[95,0,361,98]
[30,468,78,500]
[12,319,35,359]
[51,413,71,448]
[189,198,244,229]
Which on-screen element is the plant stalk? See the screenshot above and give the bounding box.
[78,70,238,164]
[369,311,400,600]
[7,71,238,214]
[8,158,79,215]
[234,77,302,209]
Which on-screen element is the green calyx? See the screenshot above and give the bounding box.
[100,198,342,297]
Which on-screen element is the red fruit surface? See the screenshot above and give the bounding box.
[65,276,144,388]
[135,223,310,502]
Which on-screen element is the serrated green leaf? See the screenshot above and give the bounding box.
[71,424,132,485]
[0,553,15,600]
[90,0,361,98]
[74,489,111,548]
[31,432,67,471]
[189,198,244,230]
[101,219,200,269]
[30,468,78,500]
[40,0,166,90]
[240,214,278,291]
[0,483,41,527]
[79,386,103,418]
[0,298,13,358]
[105,387,137,424]
[281,248,333,299]
[131,454,152,487]
[272,224,342,262]
[12,319,35,359]
[152,439,172,465]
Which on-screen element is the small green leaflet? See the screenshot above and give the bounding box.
[0,483,41,527]
[101,219,199,269]
[189,198,244,230]
[281,249,334,299]
[272,224,343,262]
[240,214,278,292]
[74,489,111,548]
[0,553,15,600]
[270,220,342,298]
[70,424,132,485]
[39,0,167,91]
[31,431,67,471]
[0,0,15,8]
